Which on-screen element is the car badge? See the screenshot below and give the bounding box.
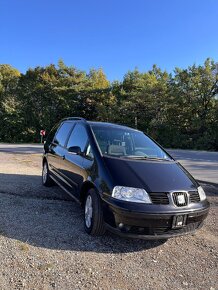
[177,194,186,204]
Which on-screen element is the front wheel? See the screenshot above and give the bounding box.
[84,189,106,236]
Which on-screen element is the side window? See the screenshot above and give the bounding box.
[54,122,74,147]
[67,124,88,152]
[46,123,59,144]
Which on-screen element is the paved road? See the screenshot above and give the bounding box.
[0,144,217,184]
[0,143,43,154]
[167,149,218,184]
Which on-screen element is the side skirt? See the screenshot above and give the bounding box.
[50,175,81,204]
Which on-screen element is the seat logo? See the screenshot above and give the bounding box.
[172,191,188,207]
[177,194,186,205]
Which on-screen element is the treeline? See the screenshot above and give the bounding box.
[0,59,218,150]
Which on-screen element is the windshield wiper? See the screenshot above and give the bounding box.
[123,155,172,161]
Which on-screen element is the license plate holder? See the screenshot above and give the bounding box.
[172,215,187,228]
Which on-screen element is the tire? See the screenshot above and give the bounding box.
[42,161,54,187]
[84,189,106,236]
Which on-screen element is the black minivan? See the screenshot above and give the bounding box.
[42,117,209,239]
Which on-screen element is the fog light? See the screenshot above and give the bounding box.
[118,223,124,229]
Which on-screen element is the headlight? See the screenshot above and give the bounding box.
[198,186,207,201]
[112,186,152,203]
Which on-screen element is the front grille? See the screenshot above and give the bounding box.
[172,192,188,207]
[149,191,200,206]
[189,190,200,203]
[149,192,169,205]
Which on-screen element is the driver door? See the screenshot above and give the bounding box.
[59,123,89,199]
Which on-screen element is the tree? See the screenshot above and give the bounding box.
[0,65,21,142]
[167,58,218,149]
[0,59,217,150]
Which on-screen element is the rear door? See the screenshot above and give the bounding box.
[59,123,89,198]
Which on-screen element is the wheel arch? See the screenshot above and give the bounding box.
[80,181,99,206]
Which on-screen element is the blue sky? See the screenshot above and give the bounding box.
[0,0,218,81]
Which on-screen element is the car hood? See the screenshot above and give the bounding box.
[103,156,198,192]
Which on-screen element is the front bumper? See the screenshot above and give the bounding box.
[102,196,210,240]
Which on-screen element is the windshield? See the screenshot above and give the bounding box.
[91,125,172,160]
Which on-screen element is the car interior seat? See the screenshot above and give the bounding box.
[107,145,126,156]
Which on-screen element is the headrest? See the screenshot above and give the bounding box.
[107,145,126,156]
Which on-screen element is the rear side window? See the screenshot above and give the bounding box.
[54,122,74,147]
[46,123,59,144]
[67,124,88,152]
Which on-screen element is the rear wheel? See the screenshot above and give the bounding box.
[84,189,105,236]
[42,161,54,187]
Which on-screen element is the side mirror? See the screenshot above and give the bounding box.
[68,146,82,155]
[53,139,59,145]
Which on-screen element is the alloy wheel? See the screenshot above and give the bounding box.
[85,195,93,228]
[42,163,48,184]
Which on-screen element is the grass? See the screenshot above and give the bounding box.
[38,263,54,271]
[19,243,30,252]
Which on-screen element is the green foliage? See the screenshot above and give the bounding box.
[0,59,217,150]
[0,65,21,142]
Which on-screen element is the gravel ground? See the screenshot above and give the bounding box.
[0,152,217,290]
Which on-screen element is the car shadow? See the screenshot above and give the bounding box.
[0,173,166,253]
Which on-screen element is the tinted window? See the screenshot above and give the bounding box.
[54,122,73,147]
[67,124,88,152]
[46,123,59,144]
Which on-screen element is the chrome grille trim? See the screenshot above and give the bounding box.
[148,192,169,204]
[189,190,201,203]
[171,191,189,207]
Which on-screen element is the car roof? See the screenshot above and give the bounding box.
[87,121,139,131]
[61,117,140,132]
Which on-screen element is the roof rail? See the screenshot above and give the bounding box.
[62,117,86,122]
